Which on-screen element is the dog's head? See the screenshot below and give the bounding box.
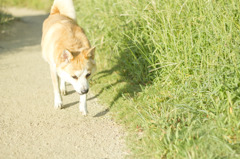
[57,47,96,95]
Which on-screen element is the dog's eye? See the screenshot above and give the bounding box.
[72,75,78,80]
[86,73,91,78]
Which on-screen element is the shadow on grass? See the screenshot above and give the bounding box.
[92,63,145,117]
[92,33,155,117]
[89,78,124,101]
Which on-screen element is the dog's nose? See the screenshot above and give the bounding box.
[81,89,89,94]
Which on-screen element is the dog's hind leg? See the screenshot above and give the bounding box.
[79,94,87,116]
[50,66,62,109]
[60,79,67,96]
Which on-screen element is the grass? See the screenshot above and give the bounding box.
[0,10,14,25]
[75,0,240,158]
[0,0,51,25]
[1,0,240,158]
[0,1,13,24]
[0,0,51,11]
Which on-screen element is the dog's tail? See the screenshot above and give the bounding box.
[50,0,76,21]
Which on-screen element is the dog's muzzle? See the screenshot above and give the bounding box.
[80,89,89,95]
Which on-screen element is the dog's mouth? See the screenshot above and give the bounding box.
[77,89,89,95]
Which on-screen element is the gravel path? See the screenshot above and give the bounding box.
[0,7,126,159]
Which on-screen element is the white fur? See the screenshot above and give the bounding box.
[51,0,76,21]
[57,69,75,86]
[54,92,62,109]
[75,70,82,77]
[49,66,63,109]
[75,69,89,93]
[79,94,87,115]
[60,79,66,95]
[57,68,89,116]
[57,68,89,94]
[43,0,93,115]
[41,24,62,64]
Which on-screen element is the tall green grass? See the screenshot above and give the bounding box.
[2,0,239,157]
[76,0,240,158]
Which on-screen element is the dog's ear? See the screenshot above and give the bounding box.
[85,47,96,59]
[61,49,73,62]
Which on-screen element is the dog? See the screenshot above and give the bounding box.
[41,0,96,115]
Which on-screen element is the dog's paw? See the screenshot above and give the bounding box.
[54,101,62,109]
[79,107,88,116]
[81,111,88,116]
[60,89,67,96]
[54,95,62,109]
[54,103,62,109]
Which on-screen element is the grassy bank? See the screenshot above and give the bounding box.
[0,1,12,24]
[0,0,50,25]
[0,0,51,11]
[2,0,240,158]
[0,11,14,25]
[76,0,240,158]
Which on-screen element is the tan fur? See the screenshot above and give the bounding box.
[41,14,92,65]
[41,0,96,114]
[50,5,60,15]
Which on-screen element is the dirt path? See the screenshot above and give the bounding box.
[0,8,126,159]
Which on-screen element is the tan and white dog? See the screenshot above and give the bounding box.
[41,0,96,115]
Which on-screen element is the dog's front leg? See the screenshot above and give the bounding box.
[50,67,62,109]
[79,94,87,116]
[60,79,67,95]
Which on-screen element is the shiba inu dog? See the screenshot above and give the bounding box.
[41,0,96,115]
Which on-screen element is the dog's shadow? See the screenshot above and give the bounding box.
[61,88,78,109]
[62,101,79,109]
[93,108,109,117]
[65,90,75,95]
[61,86,110,117]
[61,100,109,118]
